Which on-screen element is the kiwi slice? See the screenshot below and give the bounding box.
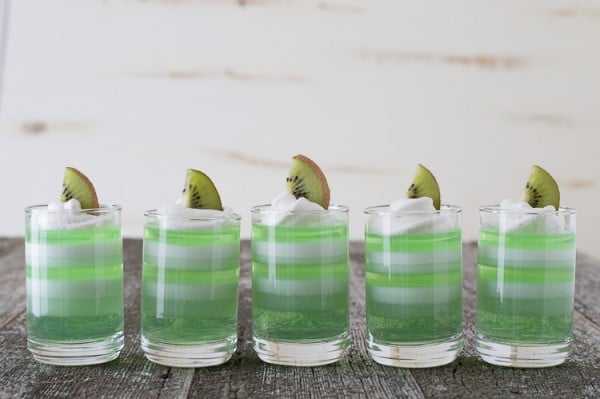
[61,167,99,209]
[521,165,560,209]
[406,164,441,210]
[286,154,330,209]
[180,169,223,210]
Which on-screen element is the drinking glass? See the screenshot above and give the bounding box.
[476,206,576,367]
[251,204,350,366]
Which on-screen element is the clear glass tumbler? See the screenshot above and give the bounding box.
[251,205,350,366]
[25,205,124,365]
[476,206,576,367]
[364,205,463,367]
[141,209,241,367]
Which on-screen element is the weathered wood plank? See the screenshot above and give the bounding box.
[0,239,598,399]
[0,238,25,328]
[0,237,23,258]
[574,253,600,328]
[409,312,600,399]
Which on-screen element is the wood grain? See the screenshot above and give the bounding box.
[0,239,598,398]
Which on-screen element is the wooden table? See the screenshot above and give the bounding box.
[1,239,599,398]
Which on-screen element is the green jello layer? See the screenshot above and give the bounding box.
[144,226,240,246]
[252,223,347,243]
[365,230,461,253]
[142,226,240,344]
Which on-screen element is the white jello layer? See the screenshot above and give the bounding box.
[27,278,122,298]
[143,282,237,301]
[478,246,575,268]
[478,281,574,300]
[366,249,461,274]
[252,240,347,264]
[26,242,122,265]
[27,278,122,317]
[253,278,347,296]
[368,285,461,305]
[144,241,239,269]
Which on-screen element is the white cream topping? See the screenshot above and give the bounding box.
[368,197,457,235]
[495,199,565,233]
[261,193,339,226]
[153,205,238,230]
[29,199,116,230]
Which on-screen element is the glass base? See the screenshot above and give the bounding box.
[141,335,236,367]
[253,333,350,366]
[28,331,124,366]
[476,335,571,367]
[367,334,463,368]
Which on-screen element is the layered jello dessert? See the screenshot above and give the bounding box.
[141,169,241,367]
[364,164,463,367]
[25,167,123,365]
[251,154,350,366]
[476,165,576,367]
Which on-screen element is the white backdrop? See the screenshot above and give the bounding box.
[0,0,599,258]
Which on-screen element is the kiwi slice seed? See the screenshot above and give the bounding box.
[61,167,99,209]
[180,169,223,210]
[406,164,441,210]
[286,154,330,209]
[521,165,560,209]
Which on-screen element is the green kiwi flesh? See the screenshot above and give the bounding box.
[406,164,441,210]
[181,169,223,210]
[61,167,99,209]
[286,154,330,209]
[521,165,560,209]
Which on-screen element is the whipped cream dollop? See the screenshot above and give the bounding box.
[154,205,238,230]
[261,193,340,226]
[29,199,115,230]
[368,197,457,235]
[494,199,565,233]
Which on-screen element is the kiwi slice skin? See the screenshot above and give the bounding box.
[286,154,330,209]
[181,169,223,210]
[522,165,560,209]
[61,167,99,209]
[406,164,441,210]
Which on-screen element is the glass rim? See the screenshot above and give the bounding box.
[25,204,122,214]
[479,205,576,215]
[251,203,349,215]
[144,208,242,221]
[364,204,462,215]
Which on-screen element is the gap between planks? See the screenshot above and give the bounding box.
[158,368,195,399]
[0,308,25,331]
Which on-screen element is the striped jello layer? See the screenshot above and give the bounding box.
[143,240,239,270]
[252,223,348,301]
[252,240,348,265]
[142,272,238,319]
[477,230,575,342]
[365,230,462,307]
[26,228,122,318]
[478,230,575,302]
[27,277,122,317]
[142,227,240,318]
[252,247,348,307]
[251,223,349,340]
[477,262,575,317]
